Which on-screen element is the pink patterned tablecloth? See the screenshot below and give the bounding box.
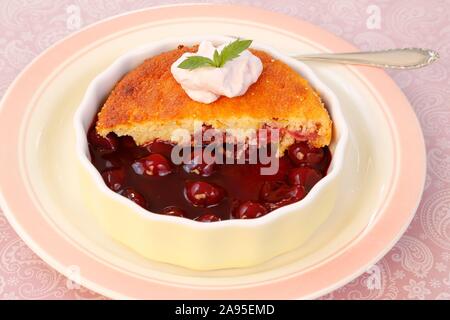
[0,0,449,300]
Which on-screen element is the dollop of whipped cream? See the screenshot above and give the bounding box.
[171,41,263,104]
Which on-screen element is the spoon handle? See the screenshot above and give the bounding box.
[293,48,439,69]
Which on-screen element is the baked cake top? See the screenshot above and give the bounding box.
[96,45,332,149]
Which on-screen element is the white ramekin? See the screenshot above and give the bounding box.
[74,35,349,270]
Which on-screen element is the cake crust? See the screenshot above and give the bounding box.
[96,45,332,149]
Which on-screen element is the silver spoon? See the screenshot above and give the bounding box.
[292,48,439,69]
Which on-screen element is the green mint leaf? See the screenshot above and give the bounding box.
[178,56,216,70]
[177,39,253,70]
[218,39,252,67]
[213,49,221,67]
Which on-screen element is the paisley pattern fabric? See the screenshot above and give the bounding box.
[0,0,449,300]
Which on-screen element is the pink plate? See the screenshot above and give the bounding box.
[0,4,425,299]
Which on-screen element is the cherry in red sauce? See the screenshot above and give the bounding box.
[121,188,146,208]
[101,153,122,169]
[101,168,125,191]
[185,181,225,207]
[162,206,186,217]
[132,154,172,176]
[88,127,118,152]
[183,152,216,177]
[88,120,331,221]
[233,201,268,219]
[288,142,324,166]
[260,181,306,210]
[288,167,323,192]
[194,213,221,222]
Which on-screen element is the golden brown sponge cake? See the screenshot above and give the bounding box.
[96,45,332,153]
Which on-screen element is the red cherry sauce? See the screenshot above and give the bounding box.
[87,121,331,222]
